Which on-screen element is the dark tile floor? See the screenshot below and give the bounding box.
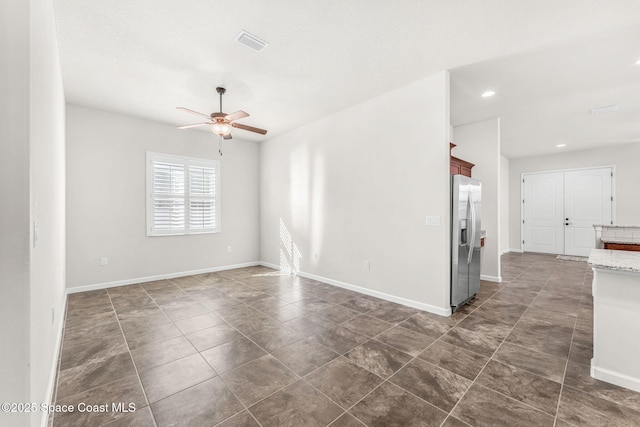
[50,253,640,426]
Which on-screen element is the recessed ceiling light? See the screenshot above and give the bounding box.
[635,58,640,65]
[556,144,566,148]
[481,91,496,98]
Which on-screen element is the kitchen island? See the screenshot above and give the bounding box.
[588,248,640,392]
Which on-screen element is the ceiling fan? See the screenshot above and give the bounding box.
[176,87,267,153]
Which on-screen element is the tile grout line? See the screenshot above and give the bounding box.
[111,280,225,419]
[218,272,405,425]
[309,316,467,425]
[551,263,590,427]
[444,258,563,424]
[196,271,367,426]
[55,297,160,425]
[281,267,522,424]
[143,278,265,426]
[105,287,160,427]
[211,280,426,425]
[209,287,364,425]
[240,256,552,424]
[129,272,345,426]
[67,269,428,426]
[145,275,267,427]
[62,258,611,427]
[164,272,272,426]
[294,310,446,426]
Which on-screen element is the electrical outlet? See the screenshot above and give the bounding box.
[363,260,370,271]
[227,246,232,253]
[51,307,55,324]
[315,252,318,261]
[100,257,108,266]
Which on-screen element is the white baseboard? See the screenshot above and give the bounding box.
[508,248,524,253]
[481,275,502,283]
[591,363,640,393]
[41,293,67,427]
[500,249,511,255]
[67,261,260,294]
[259,261,280,270]
[259,261,451,317]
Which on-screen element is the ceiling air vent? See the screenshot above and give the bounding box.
[235,30,268,52]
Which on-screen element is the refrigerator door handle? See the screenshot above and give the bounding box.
[467,198,476,265]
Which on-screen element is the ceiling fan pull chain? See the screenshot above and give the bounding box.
[218,135,223,156]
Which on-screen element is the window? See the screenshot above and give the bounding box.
[146,152,220,236]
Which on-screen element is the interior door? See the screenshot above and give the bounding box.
[523,168,613,256]
[523,172,564,254]
[564,168,612,256]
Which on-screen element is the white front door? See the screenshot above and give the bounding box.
[523,168,613,256]
[523,172,565,254]
[564,168,612,256]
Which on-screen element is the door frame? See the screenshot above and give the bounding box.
[520,165,616,253]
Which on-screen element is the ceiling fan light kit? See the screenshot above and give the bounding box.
[210,122,232,136]
[176,87,267,154]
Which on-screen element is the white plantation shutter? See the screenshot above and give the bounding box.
[147,152,220,236]
[189,165,216,230]
[152,161,185,231]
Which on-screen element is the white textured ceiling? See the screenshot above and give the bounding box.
[54,0,640,158]
[451,25,640,158]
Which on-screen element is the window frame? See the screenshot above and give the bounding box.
[146,151,221,236]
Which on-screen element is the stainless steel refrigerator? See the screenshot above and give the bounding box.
[451,175,482,311]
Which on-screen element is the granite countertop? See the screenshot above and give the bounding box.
[588,249,640,273]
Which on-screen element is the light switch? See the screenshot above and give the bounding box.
[33,221,38,247]
[426,216,440,226]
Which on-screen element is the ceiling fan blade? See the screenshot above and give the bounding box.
[177,122,211,129]
[232,122,268,135]
[176,107,211,120]
[223,134,233,140]
[225,110,249,122]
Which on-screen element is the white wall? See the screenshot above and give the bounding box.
[66,105,260,289]
[0,2,31,425]
[29,1,67,425]
[260,72,452,315]
[509,143,640,250]
[500,155,510,253]
[1,1,67,426]
[452,118,501,281]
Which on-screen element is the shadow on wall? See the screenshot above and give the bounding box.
[279,218,301,274]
